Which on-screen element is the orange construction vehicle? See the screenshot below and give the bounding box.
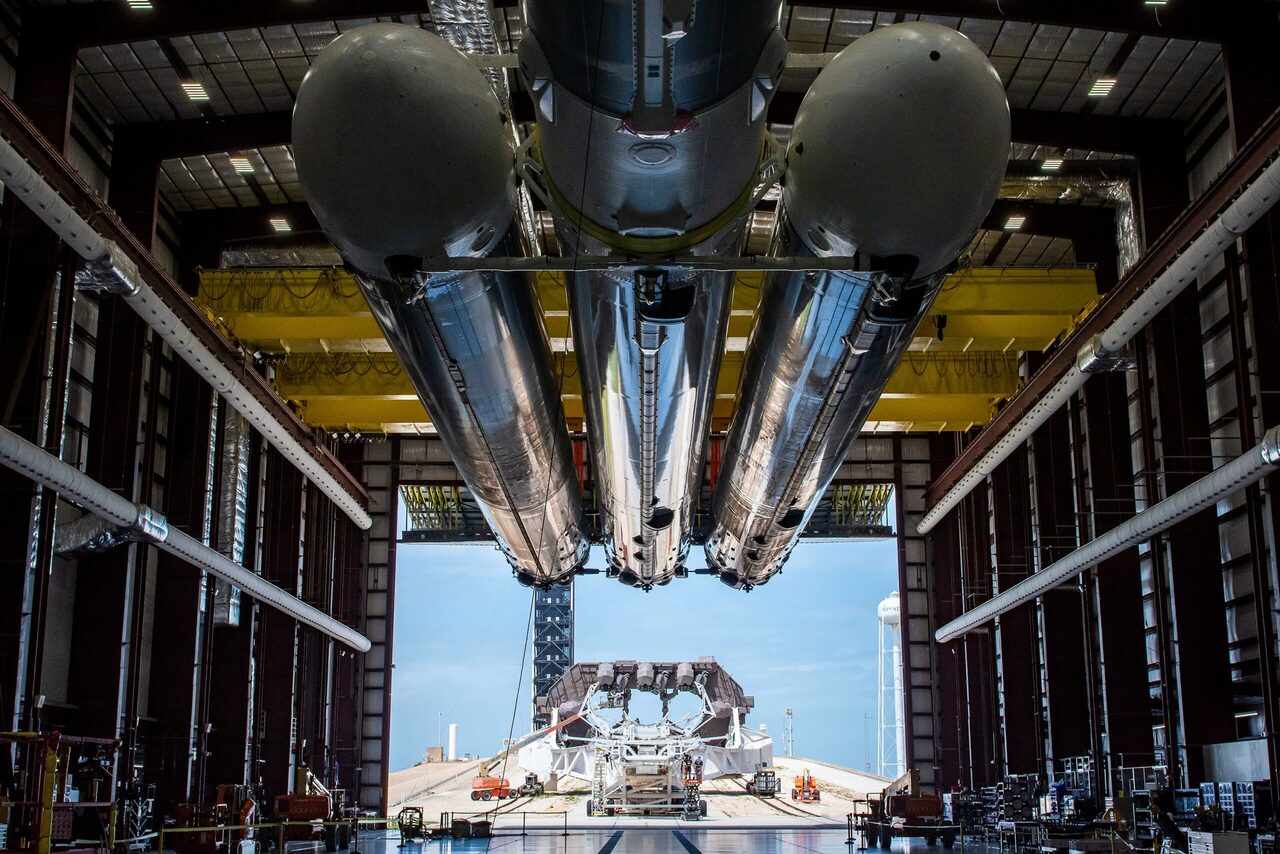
[792,769,821,802]
[470,776,515,801]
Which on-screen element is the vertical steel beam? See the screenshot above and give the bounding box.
[1222,245,1280,792]
[987,447,1041,775]
[928,434,968,789]
[254,448,306,797]
[12,24,76,150]
[1081,373,1155,777]
[0,32,78,749]
[143,358,213,808]
[108,150,161,254]
[1067,393,1109,794]
[1147,292,1235,784]
[354,438,394,811]
[65,298,150,737]
[204,424,259,791]
[960,482,1001,786]
[14,253,78,735]
[1225,34,1280,795]
[895,437,942,790]
[1030,410,1092,764]
[331,443,365,797]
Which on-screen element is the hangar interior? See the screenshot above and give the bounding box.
[0,0,1279,851]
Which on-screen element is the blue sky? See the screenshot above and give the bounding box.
[388,533,900,772]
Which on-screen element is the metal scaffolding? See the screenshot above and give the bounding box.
[532,584,574,729]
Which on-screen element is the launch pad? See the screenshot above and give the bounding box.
[519,660,771,820]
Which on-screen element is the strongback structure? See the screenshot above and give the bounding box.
[0,0,1279,837]
[532,585,574,730]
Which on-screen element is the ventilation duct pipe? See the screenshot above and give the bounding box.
[936,426,1280,643]
[0,134,372,531]
[213,408,252,627]
[0,424,371,653]
[918,151,1280,536]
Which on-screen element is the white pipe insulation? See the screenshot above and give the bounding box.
[935,426,1280,643]
[0,423,371,653]
[0,135,373,531]
[918,151,1280,536]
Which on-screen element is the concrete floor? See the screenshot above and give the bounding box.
[347,827,983,853]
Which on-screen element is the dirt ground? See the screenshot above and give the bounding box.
[388,755,886,822]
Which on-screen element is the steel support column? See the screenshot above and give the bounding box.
[254,448,306,798]
[1078,373,1155,787]
[331,444,366,799]
[0,32,78,746]
[1030,410,1092,767]
[143,361,214,809]
[1226,29,1280,796]
[960,482,1000,787]
[987,447,1042,775]
[928,434,995,789]
[1147,292,1235,784]
[204,425,259,793]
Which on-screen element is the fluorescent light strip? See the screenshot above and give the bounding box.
[1088,78,1117,97]
[1041,157,1064,172]
[1004,216,1026,231]
[181,82,210,101]
[127,0,152,8]
[229,157,254,174]
[270,218,292,233]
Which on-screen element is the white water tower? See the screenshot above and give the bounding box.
[877,591,905,779]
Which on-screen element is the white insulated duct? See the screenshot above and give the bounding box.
[918,152,1280,536]
[0,136,373,531]
[0,423,371,653]
[936,426,1280,643]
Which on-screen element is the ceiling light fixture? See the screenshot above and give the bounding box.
[229,156,254,173]
[1144,1,1168,6]
[1235,711,1259,719]
[1088,78,1117,97]
[270,217,292,233]
[1041,157,1064,172]
[127,0,152,8]
[1004,216,1026,231]
[181,81,210,101]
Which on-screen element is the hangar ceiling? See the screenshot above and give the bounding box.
[28,1,1226,437]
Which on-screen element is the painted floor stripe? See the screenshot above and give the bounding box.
[597,831,624,854]
[672,829,703,853]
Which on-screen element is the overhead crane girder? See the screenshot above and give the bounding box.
[199,266,1095,434]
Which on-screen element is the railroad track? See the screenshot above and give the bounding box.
[711,776,828,820]
[477,792,536,818]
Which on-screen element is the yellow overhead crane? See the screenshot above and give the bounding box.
[197,265,1098,435]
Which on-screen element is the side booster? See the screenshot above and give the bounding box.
[520,0,787,589]
[706,23,1010,589]
[294,24,590,587]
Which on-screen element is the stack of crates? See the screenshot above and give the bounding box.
[1219,783,1236,821]
[942,792,984,828]
[981,786,1000,830]
[1233,781,1274,829]
[1234,783,1256,828]
[997,778,1036,822]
